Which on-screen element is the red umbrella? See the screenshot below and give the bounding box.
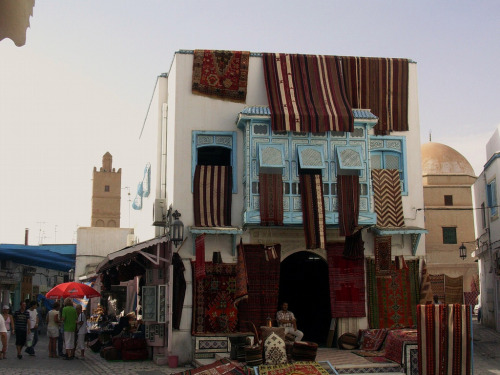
[45,282,101,300]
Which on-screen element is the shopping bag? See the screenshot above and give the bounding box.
[26,332,34,348]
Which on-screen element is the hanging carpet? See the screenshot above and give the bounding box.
[259,173,284,226]
[463,291,478,306]
[193,165,232,227]
[419,259,434,305]
[341,56,409,135]
[258,362,330,375]
[299,171,326,250]
[444,275,464,304]
[428,274,445,302]
[371,169,405,227]
[366,258,420,329]
[195,233,206,281]
[262,53,354,133]
[237,244,281,329]
[234,239,248,305]
[417,304,472,375]
[343,229,365,260]
[337,175,360,237]
[327,242,366,318]
[192,50,250,103]
[374,236,392,277]
[191,262,238,334]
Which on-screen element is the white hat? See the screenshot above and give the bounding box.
[2,305,9,310]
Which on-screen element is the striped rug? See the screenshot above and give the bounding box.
[300,171,327,250]
[193,165,232,227]
[371,169,405,227]
[262,53,354,133]
[259,173,284,226]
[337,175,360,237]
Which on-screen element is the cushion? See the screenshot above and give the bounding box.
[338,333,359,350]
[359,329,387,351]
[291,341,318,361]
[264,332,287,365]
[261,326,285,343]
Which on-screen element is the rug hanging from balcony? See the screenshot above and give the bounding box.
[371,169,405,227]
[343,229,365,260]
[258,362,330,375]
[366,259,419,329]
[234,239,248,305]
[300,171,326,250]
[327,242,366,318]
[262,53,354,133]
[341,56,409,135]
[419,259,434,305]
[417,304,472,375]
[428,274,445,302]
[192,50,250,103]
[445,275,464,304]
[375,236,392,277]
[259,173,284,226]
[191,262,238,334]
[237,244,281,329]
[195,233,206,281]
[337,175,359,237]
[193,165,232,227]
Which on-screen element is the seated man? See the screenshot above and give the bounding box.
[276,302,304,342]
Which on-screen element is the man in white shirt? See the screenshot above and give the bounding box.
[0,314,7,359]
[25,301,39,356]
[276,302,304,341]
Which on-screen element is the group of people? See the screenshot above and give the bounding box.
[0,298,88,360]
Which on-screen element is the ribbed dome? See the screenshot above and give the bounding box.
[421,142,475,175]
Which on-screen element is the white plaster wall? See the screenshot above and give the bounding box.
[486,125,500,161]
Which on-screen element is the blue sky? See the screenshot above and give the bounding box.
[1,0,499,245]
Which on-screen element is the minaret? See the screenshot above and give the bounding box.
[91,152,122,227]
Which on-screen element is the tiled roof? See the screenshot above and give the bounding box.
[240,106,378,119]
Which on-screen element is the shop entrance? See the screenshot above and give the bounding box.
[278,251,331,345]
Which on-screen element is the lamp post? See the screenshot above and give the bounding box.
[459,243,467,260]
[169,209,184,247]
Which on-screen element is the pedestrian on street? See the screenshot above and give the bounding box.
[46,301,60,358]
[0,313,7,360]
[62,298,77,359]
[25,300,39,356]
[13,301,31,359]
[2,305,14,352]
[75,305,87,359]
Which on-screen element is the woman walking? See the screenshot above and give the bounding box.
[1,305,14,357]
[46,301,60,358]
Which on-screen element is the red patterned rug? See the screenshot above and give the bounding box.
[337,175,359,237]
[192,50,250,103]
[173,358,247,375]
[374,236,392,277]
[258,361,330,375]
[300,172,326,250]
[367,259,419,329]
[193,165,232,227]
[341,56,409,135]
[327,242,366,318]
[417,304,472,375]
[371,169,405,227]
[428,274,445,302]
[262,53,354,133]
[237,244,281,329]
[191,262,238,334]
[259,173,284,226]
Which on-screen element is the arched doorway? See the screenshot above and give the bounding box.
[278,251,331,345]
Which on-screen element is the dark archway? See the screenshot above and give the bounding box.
[278,251,331,345]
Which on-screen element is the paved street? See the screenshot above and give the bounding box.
[0,317,498,375]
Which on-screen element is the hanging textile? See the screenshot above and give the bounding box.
[444,275,464,304]
[195,234,206,281]
[262,53,354,133]
[327,242,366,318]
[419,259,434,305]
[463,291,478,306]
[237,244,281,329]
[191,262,239,334]
[417,304,472,375]
[343,229,365,260]
[394,255,408,270]
[429,274,445,303]
[371,169,405,227]
[193,165,232,227]
[259,173,284,226]
[172,252,186,330]
[341,56,409,135]
[192,50,250,103]
[366,259,419,329]
[337,175,360,237]
[234,239,248,305]
[299,171,326,250]
[374,236,392,277]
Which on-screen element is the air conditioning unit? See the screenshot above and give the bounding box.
[153,198,167,226]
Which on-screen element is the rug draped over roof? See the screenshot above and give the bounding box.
[262,53,354,133]
[327,242,366,318]
[341,56,409,135]
[192,50,250,102]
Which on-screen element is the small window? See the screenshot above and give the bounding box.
[104,185,110,192]
[487,179,498,217]
[442,227,457,244]
[258,144,285,171]
[444,195,453,206]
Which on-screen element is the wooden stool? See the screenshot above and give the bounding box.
[291,341,318,361]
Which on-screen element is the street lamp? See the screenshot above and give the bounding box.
[169,209,184,247]
[459,243,467,260]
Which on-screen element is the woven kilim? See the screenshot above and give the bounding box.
[300,172,326,250]
[419,260,434,305]
[444,275,464,304]
[259,173,284,226]
[463,291,478,306]
[367,259,419,329]
[371,169,404,227]
[193,165,232,227]
[343,229,365,260]
[258,362,330,375]
[375,236,392,277]
[337,175,360,237]
[238,244,281,329]
[191,262,238,334]
[173,358,247,375]
[383,328,418,365]
[417,304,472,375]
[195,233,206,280]
[327,242,366,317]
[341,56,409,135]
[429,274,445,302]
[234,239,248,305]
[192,50,250,103]
[262,53,354,133]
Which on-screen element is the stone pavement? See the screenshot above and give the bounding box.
[471,316,500,374]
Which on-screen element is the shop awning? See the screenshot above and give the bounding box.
[96,235,171,274]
